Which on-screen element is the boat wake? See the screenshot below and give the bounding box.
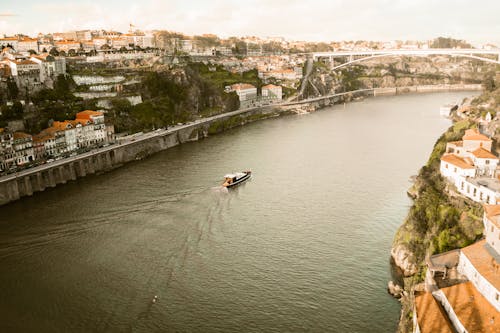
[211,186,229,194]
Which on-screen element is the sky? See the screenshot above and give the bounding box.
[1,0,499,45]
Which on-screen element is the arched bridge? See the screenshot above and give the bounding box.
[312,49,500,71]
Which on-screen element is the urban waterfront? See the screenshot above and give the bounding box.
[0,92,475,332]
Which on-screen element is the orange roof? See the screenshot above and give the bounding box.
[230,83,256,91]
[463,128,491,142]
[461,239,500,291]
[19,37,37,42]
[440,282,500,333]
[448,140,463,147]
[472,147,498,159]
[484,204,500,228]
[414,292,454,333]
[440,154,475,169]
[52,121,73,130]
[262,84,281,89]
[55,40,80,45]
[71,119,91,126]
[76,110,103,120]
[13,132,32,140]
[16,60,37,65]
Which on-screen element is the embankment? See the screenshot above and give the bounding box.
[0,83,483,207]
[0,105,283,206]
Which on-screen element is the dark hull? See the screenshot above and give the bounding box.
[225,173,251,188]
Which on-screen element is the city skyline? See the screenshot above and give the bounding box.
[1,0,499,45]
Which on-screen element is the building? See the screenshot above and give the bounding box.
[0,129,15,172]
[413,292,454,333]
[17,37,39,53]
[55,40,81,53]
[262,84,282,100]
[440,128,500,205]
[432,282,499,333]
[0,37,19,50]
[227,83,257,102]
[12,132,35,166]
[421,203,500,332]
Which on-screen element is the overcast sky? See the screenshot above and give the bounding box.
[1,0,499,45]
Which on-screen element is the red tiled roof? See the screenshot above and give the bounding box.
[440,282,500,333]
[484,204,500,228]
[441,154,475,169]
[414,292,454,333]
[463,128,491,142]
[76,110,103,120]
[472,147,498,159]
[461,239,500,291]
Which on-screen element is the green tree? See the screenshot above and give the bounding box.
[482,75,496,92]
[6,78,18,100]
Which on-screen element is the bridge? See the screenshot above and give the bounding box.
[312,48,500,71]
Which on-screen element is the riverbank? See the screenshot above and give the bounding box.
[0,84,482,207]
[389,91,494,332]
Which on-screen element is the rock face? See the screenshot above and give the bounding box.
[391,244,418,277]
[387,280,404,298]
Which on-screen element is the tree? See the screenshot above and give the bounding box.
[6,78,18,100]
[28,49,37,55]
[49,48,59,56]
[482,75,496,92]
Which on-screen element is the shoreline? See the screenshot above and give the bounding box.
[0,83,482,207]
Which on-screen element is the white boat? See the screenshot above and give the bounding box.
[222,171,252,188]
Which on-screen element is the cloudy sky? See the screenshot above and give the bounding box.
[1,0,499,45]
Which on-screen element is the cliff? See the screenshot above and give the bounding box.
[302,56,496,100]
[390,85,500,332]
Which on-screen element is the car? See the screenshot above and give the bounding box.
[46,159,55,163]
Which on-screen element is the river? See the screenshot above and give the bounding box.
[0,92,476,332]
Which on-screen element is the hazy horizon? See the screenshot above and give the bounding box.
[1,0,499,46]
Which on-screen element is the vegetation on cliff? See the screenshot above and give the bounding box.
[107,63,240,133]
[393,119,484,281]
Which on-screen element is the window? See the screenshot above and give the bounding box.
[486,160,490,165]
[454,167,457,173]
[492,226,495,233]
[473,188,477,196]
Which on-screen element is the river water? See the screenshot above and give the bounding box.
[0,92,475,332]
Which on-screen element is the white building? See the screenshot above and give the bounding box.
[17,37,38,53]
[456,204,500,312]
[262,84,282,100]
[12,132,35,165]
[0,37,19,50]
[483,205,500,254]
[228,83,257,102]
[470,147,499,177]
[440,154,476,181]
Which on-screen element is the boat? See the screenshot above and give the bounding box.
[222,171,252,188]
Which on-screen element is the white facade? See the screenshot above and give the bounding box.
[457,247,500,312]
[262,84,282,100]
[471,153,498,177]
[456,176,499,205]
[483,211,500,260]
[17,38,39,52]
[229,83,257,102]
[439,158,476,181]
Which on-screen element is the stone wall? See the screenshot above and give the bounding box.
[0,105,279,206]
